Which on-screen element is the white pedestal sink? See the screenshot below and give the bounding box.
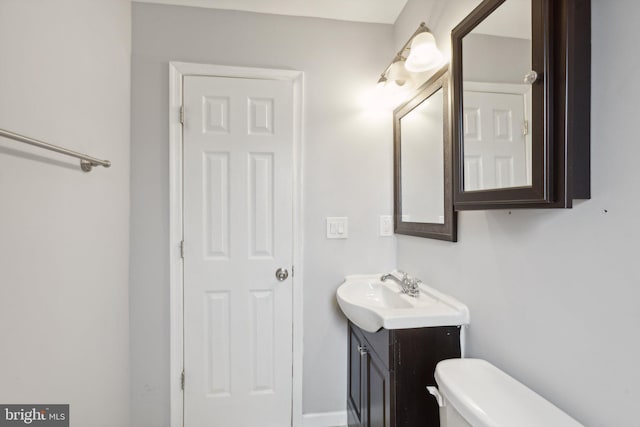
[336,272,469,333]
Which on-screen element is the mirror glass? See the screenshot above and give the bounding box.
[461,0,533,191]
[400,88,444,224]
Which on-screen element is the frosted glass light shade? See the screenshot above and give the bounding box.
[387,59,411,86]
[405,31,444,72]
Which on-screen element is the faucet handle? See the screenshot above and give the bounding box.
[408,278,421,297]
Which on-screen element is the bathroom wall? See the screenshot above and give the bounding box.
[463,34,531,84]
[395,0,640,425]
[130,4,396,425]
[0,1,131,426]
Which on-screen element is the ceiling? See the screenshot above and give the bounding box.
[134,0,410,24]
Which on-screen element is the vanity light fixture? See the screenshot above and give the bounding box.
[376,74,388,87]
[378,22,443,88]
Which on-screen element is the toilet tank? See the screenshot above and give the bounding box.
[434,359,583,427]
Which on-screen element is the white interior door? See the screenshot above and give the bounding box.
[182,75,294,427]
[462,90,528,191]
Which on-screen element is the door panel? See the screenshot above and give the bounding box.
[463,91,527,191]
[183,75,294,427]
[367,349,391,427]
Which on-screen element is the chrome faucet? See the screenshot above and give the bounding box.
[380,271,405,286]
[380,271,421,297]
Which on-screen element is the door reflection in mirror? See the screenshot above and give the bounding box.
[461,0,533,191]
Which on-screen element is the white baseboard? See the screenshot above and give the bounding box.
[302,411,347,427]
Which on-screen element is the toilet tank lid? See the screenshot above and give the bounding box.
[434,359,583,427]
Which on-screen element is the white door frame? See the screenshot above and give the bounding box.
[169,61,305,427]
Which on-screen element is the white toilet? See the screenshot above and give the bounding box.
[429,359,583,427]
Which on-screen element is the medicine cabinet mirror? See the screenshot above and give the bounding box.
[452,0,591,210]
[394,66,457,241]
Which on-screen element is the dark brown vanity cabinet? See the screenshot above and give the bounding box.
[347,321,461,427]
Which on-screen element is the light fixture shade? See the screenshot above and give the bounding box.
[405,31,444,72]
[387,59,412,86]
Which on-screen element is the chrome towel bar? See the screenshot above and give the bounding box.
[0,127,111,172]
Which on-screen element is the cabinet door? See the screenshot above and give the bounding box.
[394,327,461,426]
[366,348,392,427]
[348,324,365,427]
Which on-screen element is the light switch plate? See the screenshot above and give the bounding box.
[379,215,393,237]
[326,217,348,239]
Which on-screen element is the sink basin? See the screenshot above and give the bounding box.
[336,273,470,333]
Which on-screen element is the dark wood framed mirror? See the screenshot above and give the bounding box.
[451,0,591,210]
[394,66,457,241]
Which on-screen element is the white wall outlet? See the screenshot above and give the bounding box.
[379,215,393,237]
[326,217,348,239]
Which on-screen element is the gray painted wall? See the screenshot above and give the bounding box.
[130,4,396,424]
[0,1,131,426]
[396,0,640,426]
[463,33,531,84]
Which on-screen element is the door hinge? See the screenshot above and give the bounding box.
[179,106,185,124]
[291,266,294,277]
[180,240,184,259]
[181,370,185,390]
[523,120,529,136]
